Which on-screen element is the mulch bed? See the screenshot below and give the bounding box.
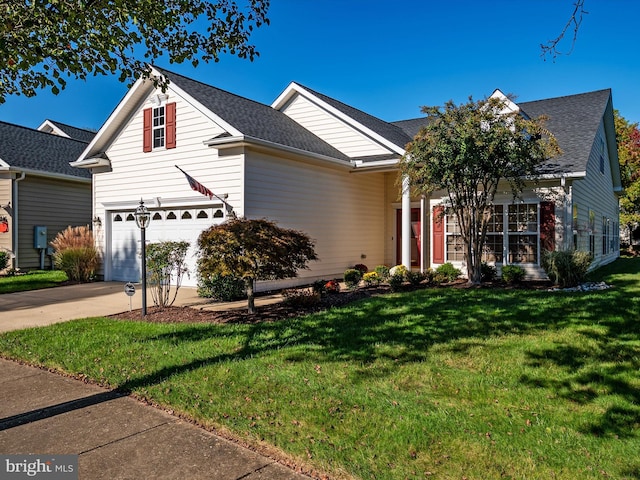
[109,285,392,325]
[109,279,553,325]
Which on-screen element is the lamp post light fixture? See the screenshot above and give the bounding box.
[134,199,151,316]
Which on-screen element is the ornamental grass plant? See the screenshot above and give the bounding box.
[50,225,100,282]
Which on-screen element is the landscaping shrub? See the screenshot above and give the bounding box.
[312,279,327,295]
[362,271,381,287]
[374,265,390,281]
[501,264,525,284]
[388,272,405,292]
[0,251,8,271]
[434,262,461,283]
[352,263,368,275]
[481,262,498,282]
[197,273,247,301]
[146,241,189,307]
[50,225,100,282]
[542,250,593,288]
[282,288,321,308]
[389,264,408,279]
[406,270,427,286]
[344,268,362,289]
[324,280,340,293]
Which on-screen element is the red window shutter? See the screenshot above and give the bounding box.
[432,206,445,264]
[540,201,555,252]
[166,102,176,149]
[142,108,152,153]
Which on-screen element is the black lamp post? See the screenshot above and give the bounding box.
[134,199,151,316]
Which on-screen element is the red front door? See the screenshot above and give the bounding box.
[396,208,421,267]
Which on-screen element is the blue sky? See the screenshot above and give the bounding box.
[1,0,638,132]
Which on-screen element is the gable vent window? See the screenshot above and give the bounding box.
[143,102,176,152]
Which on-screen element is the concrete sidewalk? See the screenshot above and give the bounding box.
[0,359,312,479]
[0,284,311,479]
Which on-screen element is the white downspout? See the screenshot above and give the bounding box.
[401,176,412,269]
[12,171,26,268]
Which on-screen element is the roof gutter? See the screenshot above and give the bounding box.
[1,166,91,184]
[69,156,111,170]
[203,135,355,169]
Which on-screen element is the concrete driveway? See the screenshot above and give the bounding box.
[0,282,203,333]
[0,281,285,333]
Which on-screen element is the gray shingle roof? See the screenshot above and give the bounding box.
[45,120,97,143]
[295,84,413,150]
[155,67,612,177]
[155,68,351,162]
[0,121,91,178]
[519,89,612,175]
[392,90,613,176]
[391,117,430,139]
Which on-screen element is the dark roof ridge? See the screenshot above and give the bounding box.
[0,120,90,145]
[153,65,272,110]
[44,119,97,134]
[519,88,611,108]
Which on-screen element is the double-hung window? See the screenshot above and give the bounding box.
[507,204,538,264]
[143,101,176,152]
[153,106,165,148]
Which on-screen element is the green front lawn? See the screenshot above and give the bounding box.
[1,259,639,479]
[0,270,68,294]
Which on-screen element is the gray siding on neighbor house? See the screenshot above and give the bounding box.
[16,176,91,269]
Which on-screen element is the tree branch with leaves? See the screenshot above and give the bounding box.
[0,0,269,102]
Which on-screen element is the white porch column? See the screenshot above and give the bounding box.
[401,175,412,269]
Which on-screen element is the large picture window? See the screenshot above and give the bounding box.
[443,203,539,265]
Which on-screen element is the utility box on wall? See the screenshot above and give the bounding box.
[34,226,48,249]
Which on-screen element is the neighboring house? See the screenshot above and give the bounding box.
[71,67,621,289]
[0,121,94,271]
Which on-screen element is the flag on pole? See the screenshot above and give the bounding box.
[175,165,214,199]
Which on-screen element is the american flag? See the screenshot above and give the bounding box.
[175,166,213,199]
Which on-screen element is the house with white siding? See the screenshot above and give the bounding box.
[71,67,621,289]
[0,121,93,271]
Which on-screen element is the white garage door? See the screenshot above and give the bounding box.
[109,206,226,287]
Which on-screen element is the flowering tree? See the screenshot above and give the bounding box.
[615,111,640,244]
[400,95,560,284]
